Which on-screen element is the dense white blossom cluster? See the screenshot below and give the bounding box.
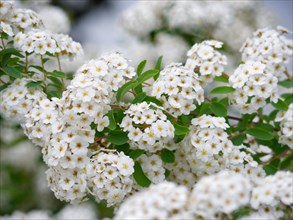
[229,60,279,113]
[164,148,197,188]
[241,27,293,78]
[251,171,293,218]
[0,78,47,122]
[152,63,204,116]
[121,102,175,152]
[87,151,134,206]
[14,30,83,58]
[183,115,263,179]
[275,104,293,149]
[0,1,42,36]
[190,171,252,218]
[186,40,227,86]
[115,182,192,220]
[134,154,165,187]
[46,165,88,203]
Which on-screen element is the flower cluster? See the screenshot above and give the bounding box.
[134,154,165,188]
[275,104,293,149]
[14,30,83,58]
[120,1,273,66]
[0,1,42,36]
[0,78,47,122]
[114,182,192,220]
[189,171,252,218]
[241,27,293,78]
[46,165,88,203]
[251,171,293,218]
[18,52,136,205]
[164,148,197,189]
[183,115,262,179]
[151,63,204,116]
[185,40,227,86]
[87,151,134,206]
[229,60,279,113]
[120,102,175,152]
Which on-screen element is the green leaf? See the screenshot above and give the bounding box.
[263,164,278,175]
[271,99,289,111]
[3,66,21,78]
[116,80,138,102]
[132,92,147,104]
[209,102,227,117]
[282,93,293,105]
[246,128,273,140]
[129,149,145,160]
[136,60,147,76]
[233,209,250,218]
[154,56,163,80]
[48,76,63,89]
[214,76,229,83]
[280,155,293,170]
[0,83,9,91]
[144,96,162,106]
[174,123,189,136]
[231,133,246,146]
[278,79,293,88]
[210,86,235,95]
[199,103,211,115]
[26,80,43,88]
[107,130,129,145]
[133,162,151,187]
[161,149,175,163]
[47,71,65,78]
[0,48,24,58]
[136,69,159,84]
[107,110,116,131]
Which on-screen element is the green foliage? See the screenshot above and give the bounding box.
[129,149,145,160]
[106,130,129,145]
[209,102,227,117]
[246,127,273,141]
[136,60,147,76]
[107,110,117,131]
[26,80,43,88]
[161,149,175,163]
[174,123,189,136]
[271,99,289,111]
[210,86,235,94]
[47,70,66,78]
[133,162,151,187]
[278,78,293,88]
[3,66,22,78]
[116,80,138,102]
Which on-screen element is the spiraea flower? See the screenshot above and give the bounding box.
[133,154,165,190]
[241,27,293,79]
[152,63,204,116]
[275,104,293,149]
[114,182,192,220]
[0,78,47,122]
[14,30,83,59]
[87,151,134,207]
[189,171,252,218]
[183,115,261,179]
[120,101,175,152]
[185,40,227,86]
[46,165,88,204]
[251,171,293,209]
[229,60,279,114]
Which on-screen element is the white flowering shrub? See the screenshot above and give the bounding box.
[0,1,292,219]
[120,1,276,66]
